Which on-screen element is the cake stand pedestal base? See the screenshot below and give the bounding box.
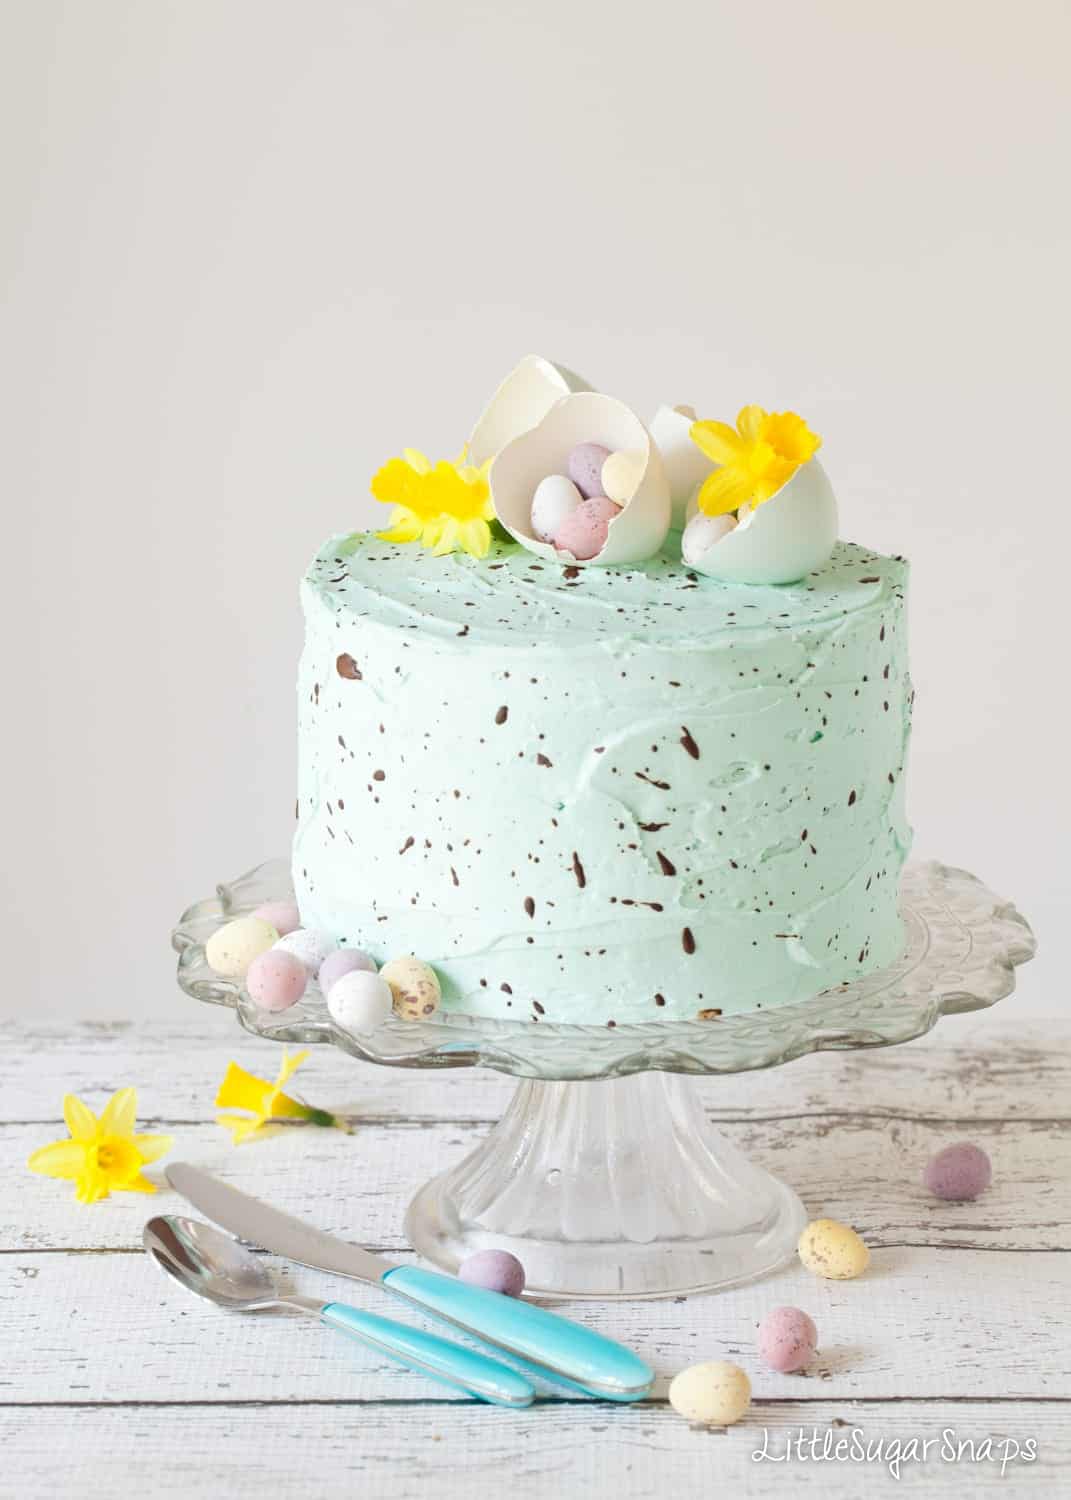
[405,1071,807,1299]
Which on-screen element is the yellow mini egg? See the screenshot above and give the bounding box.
[798,1218,870,1280]
[380,956,442,1020]
[205,916,279,979]
[668,1361,751,1426]
[600,448,646,505]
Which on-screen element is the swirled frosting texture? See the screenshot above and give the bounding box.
[294,536,912,1022]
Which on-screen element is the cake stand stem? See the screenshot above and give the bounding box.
[405,1071,807,1300]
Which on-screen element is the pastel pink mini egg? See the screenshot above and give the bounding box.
[458,1249,526,1298]
[553,496,622,561]
[318,947,377,994]
[252,901,302,937]
[567,442,613,499]
[923,1142,992,1201]
[246,949,308,1012]
[757,1306,818,1373]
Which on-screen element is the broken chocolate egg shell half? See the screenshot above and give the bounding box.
[491,391,671,567]
[649,403,716,530]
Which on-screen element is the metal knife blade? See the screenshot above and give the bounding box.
[166,1163,399,1284]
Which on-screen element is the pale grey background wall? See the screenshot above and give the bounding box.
[2,0,1066,1019]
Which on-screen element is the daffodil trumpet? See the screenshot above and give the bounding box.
[372,448,496,560]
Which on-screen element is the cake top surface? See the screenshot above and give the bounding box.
[305,534,907,650]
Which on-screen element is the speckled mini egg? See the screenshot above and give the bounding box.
[273,928,338,975]
[798,1218,870,1280]
[567,441,613,498]
[553,495,621,560]
[246,949,308,1012]
[380,956,442,1020]
[668,1361,751,1426]
[600,448,645,505]
[681,510,738,566]
[458,1249,526,1298]
[205,916,279,979]
[757,1306,818,1373]
[318,947,377,994]
[923,1142,992,1201]
[530,474,582,542]
[252,901,302,937]
[327,969,394,1034]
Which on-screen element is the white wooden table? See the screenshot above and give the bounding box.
[3,1014,1068,1497]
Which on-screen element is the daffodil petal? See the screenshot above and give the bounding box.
[736,405,767,442]
[99,1087,138,1139]
[689,420,744,467]
[402,448,432,475]
[274,1050,309,1091]
[215,1062,273,1114]
[458,519,491,558]
[215,1112,262,1145]
[133,1133,175,1165]
[432,518,460,556]
[28,1140,86,1180]
[63,1094,98,1142]
[697,467,755,517]
[376,512,424,544]
[122,1174,159,1195]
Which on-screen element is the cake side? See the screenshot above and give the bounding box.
[293,536,912,1023]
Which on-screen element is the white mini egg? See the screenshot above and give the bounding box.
[600,449,646,505]
[380,956,442,1020]
[328,970,394,1034]
[530,474,582,542]
[682,511,737,566]
[273,927,338,975]
[205,916,279,979]
[690,459,839,585]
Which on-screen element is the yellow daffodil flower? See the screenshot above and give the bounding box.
[372,447,496,559]
[27,1088,173,1204]
[690,406,822,517]
[215,1051,349,1145]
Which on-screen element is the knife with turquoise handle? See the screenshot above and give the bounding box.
[166,1163,654,1401]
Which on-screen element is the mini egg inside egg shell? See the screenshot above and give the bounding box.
[491,391,670,567]
[687,458,838,586]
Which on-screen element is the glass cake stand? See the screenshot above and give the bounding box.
[173,859,1034,1299]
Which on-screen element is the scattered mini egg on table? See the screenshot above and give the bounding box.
[246,949,308,1013]
[205,915,279,979]
[681,510,737,567]
[668,1361,751,1426]
[798,1218,870,1280]
[327,969,394,1034]
[380,956,442,1020]
[757,1306,818,1373]
[567,441,613,498]
[530,474,582,543]
[600,448,645,505]
[923,1142,992,1201]
[554,495,622,560]
[318,946,377,994]
[458,1249,526,1298]
[252,900,302,938]
[273,927,338,975]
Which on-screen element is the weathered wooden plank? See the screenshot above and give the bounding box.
[0,1016,1064,1126]
[3,1116,1068,1254]
[1,1400,1065,1500]
[2,1247,1068,1405]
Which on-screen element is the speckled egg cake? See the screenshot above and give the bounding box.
[292,359,913,1024]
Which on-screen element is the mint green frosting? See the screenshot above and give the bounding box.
[294,535,912,1023]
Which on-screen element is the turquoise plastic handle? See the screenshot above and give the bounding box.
[382,1265,653,1401]
[320,1302,534,1407]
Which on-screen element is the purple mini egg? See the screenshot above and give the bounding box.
[458,1249,526,1298]
[318,947,376,994]
[246,949,308,1012]
[757,1306,818,1373]
[553,495,622,561]
[923,1142,992,1201]
[252,900,302,937]
[567,442,613,499]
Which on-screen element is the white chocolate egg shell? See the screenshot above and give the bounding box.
[468,355,590,468]
[649,404,716,530]
[491,391,671,567]
[687,458,838,585]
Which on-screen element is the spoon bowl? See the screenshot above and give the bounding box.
[143,1215,282,1310]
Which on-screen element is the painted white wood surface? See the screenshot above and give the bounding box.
[2,1016,1068,1499]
